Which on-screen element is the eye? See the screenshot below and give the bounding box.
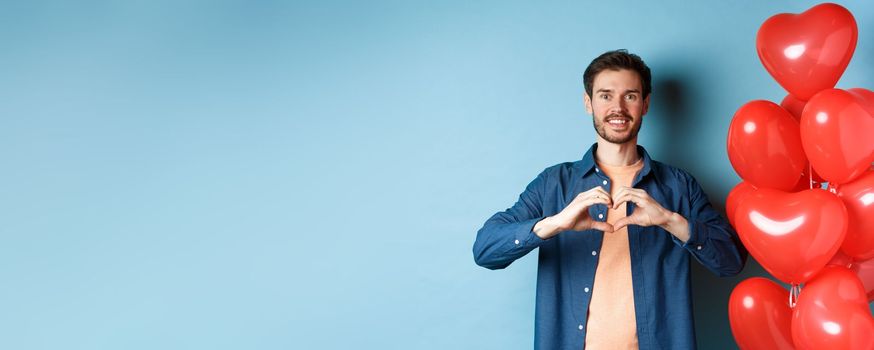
[625,94,638,101]
[600,94,610,100]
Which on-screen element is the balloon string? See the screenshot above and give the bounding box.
[808,164,813,190]
[789,284,801,308]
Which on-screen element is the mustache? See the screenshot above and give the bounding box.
[604,112,632,120]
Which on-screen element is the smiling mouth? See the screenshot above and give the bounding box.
[606,117,631,128]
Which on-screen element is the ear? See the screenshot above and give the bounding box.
[584,93,593,114]
[642,94,650,116]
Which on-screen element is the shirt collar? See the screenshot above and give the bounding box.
[575,143,654,179]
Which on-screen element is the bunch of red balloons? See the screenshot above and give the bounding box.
[724,3,874,350]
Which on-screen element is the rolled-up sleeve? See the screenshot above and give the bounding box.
[473,170,550,270]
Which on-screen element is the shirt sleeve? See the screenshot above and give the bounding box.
[472,170,551,270]
[673,172,748,277]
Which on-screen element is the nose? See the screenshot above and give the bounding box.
[610,98,627,114]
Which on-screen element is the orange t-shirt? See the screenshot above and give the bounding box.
[584,158,644,350]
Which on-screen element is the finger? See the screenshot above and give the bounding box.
[630,188,649,197]
[566,197,600,216]
[592,191,613,207]
[611,191,637,209]
[591,221,614,233]
[619,187,649,199]
[581,188,611,205]
[578,191,612,207]
[629,188,654,203]
[580,196,611,210]
[590,191,612,202]
[576,190,607,201]
[592,187,614,205]
[610,191,623,209]
[613,191,646,210]
[592,186,611,198]
[613,216,636,231]
[629,192,651,208]
[612,186,633,204]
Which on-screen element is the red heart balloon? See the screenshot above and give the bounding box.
[791,266,874,350]
[800,88,874,185]
[726,182,756,228]
[836,170,874,260]
[756,3,857,100]
[728,100,807,191]
[735,188,847,284]
[849,87,874,110]
[847,88,874,115]
[790,172,821,192]
[798,167,824,188]
[729,277,795,350]
[849,257,874,302]
[827,250,854,268]
[781,94,806,121]
[779,95,827,185]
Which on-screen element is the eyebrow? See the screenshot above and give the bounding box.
[596,88,640,94]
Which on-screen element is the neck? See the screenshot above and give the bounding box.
[594,137,640,166]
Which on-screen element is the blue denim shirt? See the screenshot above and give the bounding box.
[473,143,747,350]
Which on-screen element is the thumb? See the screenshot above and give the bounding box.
[591,221,614,233]
[613,217,633,231]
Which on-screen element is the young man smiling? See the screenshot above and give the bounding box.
[472,50,747,350]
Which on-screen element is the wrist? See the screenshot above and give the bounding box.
[660,212,691,242]
[533,216,561,239]
[658,211,679,228]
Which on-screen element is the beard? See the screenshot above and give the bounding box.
[592,112,643,144]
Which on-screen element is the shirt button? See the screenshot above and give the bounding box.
[602,180,608,185]
[591,251,597,256]
[514,239,520,245]
[598,213,604,219]
[595,168,600,172]
[696,245,702,250]
[579,324,584,330]
[584,287,590,293]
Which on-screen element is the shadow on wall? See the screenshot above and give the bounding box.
[647,74,772,350]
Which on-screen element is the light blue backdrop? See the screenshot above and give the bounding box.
[2,1,873,349]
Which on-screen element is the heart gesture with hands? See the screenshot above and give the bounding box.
[611,186,674,231]
[533,186,614,239]
[534,185,690,242]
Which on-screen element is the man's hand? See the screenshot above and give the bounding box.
[533,186,615,239]
[612,186,691,242]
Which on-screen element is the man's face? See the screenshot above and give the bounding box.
[584,69,649,145]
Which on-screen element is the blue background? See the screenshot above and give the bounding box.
[2,1,873,349]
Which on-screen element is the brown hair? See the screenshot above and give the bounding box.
[583,49,651,98]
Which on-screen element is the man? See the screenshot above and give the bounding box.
[472,50,747,350]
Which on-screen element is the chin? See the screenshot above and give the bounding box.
[603,132,637,145]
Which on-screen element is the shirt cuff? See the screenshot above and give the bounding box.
[677,219,709,255]
[511,217,549,250]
